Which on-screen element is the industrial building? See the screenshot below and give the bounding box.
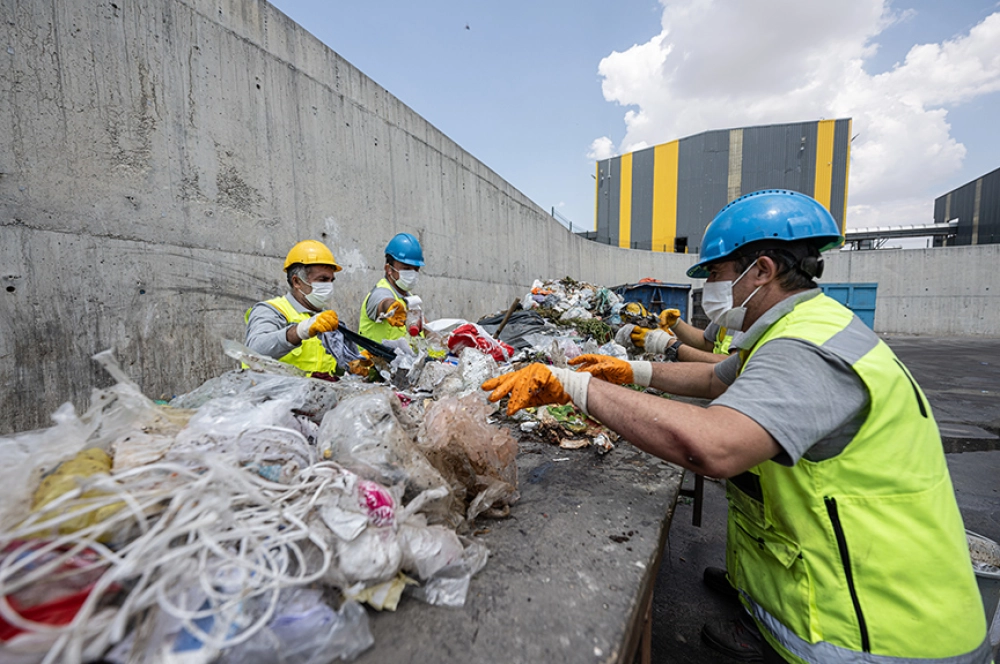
[934,166,1000,246]
[592,119,852,253]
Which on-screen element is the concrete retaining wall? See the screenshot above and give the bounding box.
[1,0,996,435]
[823,245,998,337]
[0,0,694,434]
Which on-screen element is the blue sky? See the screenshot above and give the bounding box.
[269,0,1000,235]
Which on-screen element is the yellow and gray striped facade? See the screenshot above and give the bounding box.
[594,119,852,253]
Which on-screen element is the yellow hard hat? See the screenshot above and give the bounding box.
[623,302,648,318]
[284,240,342,272]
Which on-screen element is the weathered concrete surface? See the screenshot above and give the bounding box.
[354,439,683,664]
[0,0,694,434]
[1,0,998,436]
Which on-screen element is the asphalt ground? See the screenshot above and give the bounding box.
[647,335,1000,663]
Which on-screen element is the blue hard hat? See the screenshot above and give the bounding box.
[687,189,844,279]
[385,232,425,267]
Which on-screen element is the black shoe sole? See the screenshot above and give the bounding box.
[700,624,764,662]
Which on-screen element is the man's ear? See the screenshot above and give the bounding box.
[754,256,781,285]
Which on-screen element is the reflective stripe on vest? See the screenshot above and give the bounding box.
[246,296,336,374]
[728,294,988,663]
[358,277,407,343]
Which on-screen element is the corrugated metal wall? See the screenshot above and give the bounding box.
[934,166,1000,247]
[595,118,852,253]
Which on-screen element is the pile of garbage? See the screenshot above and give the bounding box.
[0,276,658,663]
[0,345,516,664]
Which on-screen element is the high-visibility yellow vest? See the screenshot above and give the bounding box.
[245,296,336,374]
[713,325,733,354]
[728,293,988,663]
[358,278,407,343]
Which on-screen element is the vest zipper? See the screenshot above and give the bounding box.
[824,497,870,653]
[894,358,928,418]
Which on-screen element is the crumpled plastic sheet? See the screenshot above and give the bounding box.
[213,590,372,664]
[409,538,489,608]
[170,370,340,424]
[476,311,553,351]
[221,339,308,377]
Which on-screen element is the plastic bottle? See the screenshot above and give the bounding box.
[405,296,424,337]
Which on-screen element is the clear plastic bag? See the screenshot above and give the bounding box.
[417,394,519,523]
[409,538,490,608]
[316,389,451,506]
[219,590,373,664]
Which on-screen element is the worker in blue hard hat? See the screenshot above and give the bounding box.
[482,190,989,663]
[359,232,425,343]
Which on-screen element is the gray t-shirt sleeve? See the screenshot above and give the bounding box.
[714,353,742,386]
[711,338,869,465]
[365,287,397,320]
[245,302,297,359]
[704,321,720,344]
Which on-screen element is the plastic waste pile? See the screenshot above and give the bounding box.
[0,275,661,663]
[0,344,516,664]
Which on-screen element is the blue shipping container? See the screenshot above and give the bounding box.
[613,282,691,320]
[820,282,878,329]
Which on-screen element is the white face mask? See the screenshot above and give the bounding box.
[702,262,762,331]
[303,280,335,309]
[394,270,419,292]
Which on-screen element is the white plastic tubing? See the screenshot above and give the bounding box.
[0,447,348,664]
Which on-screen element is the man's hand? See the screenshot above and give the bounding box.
[384,300,407,327]
[640,328,673,354]
[296,310,339,340]
[659,309,681,330]
[481,363,591,415]
[568,354,652,387]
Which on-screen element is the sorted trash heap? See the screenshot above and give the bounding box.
[0,343,517,664]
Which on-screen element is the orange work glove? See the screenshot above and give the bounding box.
[659,309,681,330]
[481,363,591,416]
[296,310,339,340]
[384,300,407,327]
[348,357,374,377]
[568,354,652,387]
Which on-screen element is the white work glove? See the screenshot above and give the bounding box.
[549,366,592,416]
[642,329,673,355]
[615,324,638,350]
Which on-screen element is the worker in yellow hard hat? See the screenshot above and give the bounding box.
[245,240,362,375]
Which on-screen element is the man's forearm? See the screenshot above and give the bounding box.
[671,319,714,351]
[647,361,728,399]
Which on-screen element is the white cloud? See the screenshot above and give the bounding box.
[594,0,1000,227]
[587,136,616,160]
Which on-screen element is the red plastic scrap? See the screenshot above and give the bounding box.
[446,324,515,363]
[0,543,114,641]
